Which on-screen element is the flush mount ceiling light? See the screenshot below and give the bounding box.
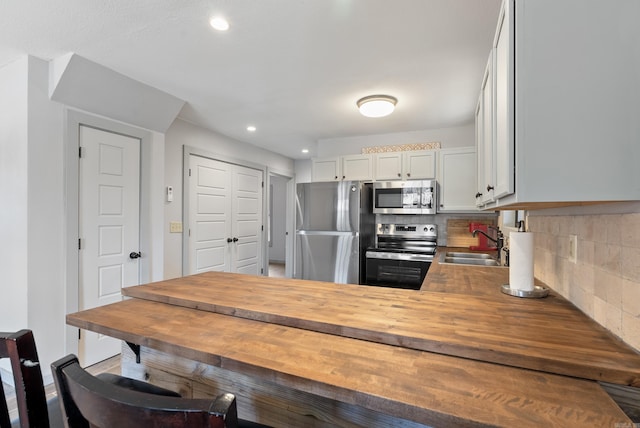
[246,125,256,132]
[357,95,397,118]
[210,16,229,31]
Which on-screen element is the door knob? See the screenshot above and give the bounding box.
[129,252,141,259]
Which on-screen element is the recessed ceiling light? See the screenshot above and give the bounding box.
[301,149,309,154]
[210,16,229,31]
[246,125,256,132]
[357,95,397,118]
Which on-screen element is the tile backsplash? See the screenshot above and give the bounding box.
[526,204,640,352]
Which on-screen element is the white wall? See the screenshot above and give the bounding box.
[163,119,295,279]
[316,124,474,157]
[1,55,169,382]
[0,56,66,379]
[0,58,29,341]
[27,56,66,371]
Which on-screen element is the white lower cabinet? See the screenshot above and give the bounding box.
[438,147,478,212]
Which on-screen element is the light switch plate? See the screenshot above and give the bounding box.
[169,221,183,233]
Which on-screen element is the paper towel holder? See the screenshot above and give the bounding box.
[501,284,549,298]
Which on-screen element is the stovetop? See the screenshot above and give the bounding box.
[370,223,438,255]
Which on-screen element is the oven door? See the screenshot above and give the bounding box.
[365,251,432,290]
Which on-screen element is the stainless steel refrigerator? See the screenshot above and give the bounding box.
[295,181,374,284]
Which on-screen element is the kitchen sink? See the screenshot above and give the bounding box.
[439,252,503,267]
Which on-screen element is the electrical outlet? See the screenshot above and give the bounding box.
[568,234,577,263]
[169,221,183,233]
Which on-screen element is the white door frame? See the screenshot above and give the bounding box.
[266,169,295,278]
[64,109,162,358]
[182,146,267,276]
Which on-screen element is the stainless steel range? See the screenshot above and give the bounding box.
[364,223,437,290]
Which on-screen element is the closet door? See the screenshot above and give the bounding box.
[231,165,263,274]
[188,155,264,275]
[188,155,232,274]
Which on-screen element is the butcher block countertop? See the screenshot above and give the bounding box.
[122,253,640,386]
[65,248,640,427]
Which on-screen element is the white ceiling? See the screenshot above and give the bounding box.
[0,0,501,159]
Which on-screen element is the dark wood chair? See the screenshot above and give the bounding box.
[1,329,61,428]
[1,330,182,428]
[52,354,241,428]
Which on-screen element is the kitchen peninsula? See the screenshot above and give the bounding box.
[67,255,640,427]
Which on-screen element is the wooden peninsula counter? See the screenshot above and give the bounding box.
[67,252,640,427]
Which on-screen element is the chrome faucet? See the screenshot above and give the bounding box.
[472,227,505,265]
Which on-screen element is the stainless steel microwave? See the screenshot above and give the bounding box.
[372,180,437,214]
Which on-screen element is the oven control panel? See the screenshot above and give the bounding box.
[377,223,437,238]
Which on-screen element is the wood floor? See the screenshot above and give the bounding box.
[268,262,285,278]
[2,354,121,423]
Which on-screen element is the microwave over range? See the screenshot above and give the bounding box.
[372,180,437,215]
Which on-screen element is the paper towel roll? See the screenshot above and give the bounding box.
[509,232,534,291]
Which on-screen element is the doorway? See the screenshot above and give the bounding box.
[65,110,160,366]
[267,172,294,278]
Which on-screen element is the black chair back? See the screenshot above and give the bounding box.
[51,354,239,428]
[0,330,50,428]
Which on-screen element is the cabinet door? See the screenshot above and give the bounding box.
[475,96,484,207]
[480,50,495,204]
[438,147,478,212]
[374,152,403,180]
[311,157,340,182]
[341,154,373,181]
[403,151,436,180]
[493,0,514,199]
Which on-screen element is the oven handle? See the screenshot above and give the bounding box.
[365,251,433,262]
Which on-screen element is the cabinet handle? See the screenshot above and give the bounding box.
[475,192,482,198]
[227,238,233,243]
[334,176,338,180]
[397,173,401,178]
[407,173,411,177]
[342,175,346,180]
[233,237,239,242]
[487,185,494,191]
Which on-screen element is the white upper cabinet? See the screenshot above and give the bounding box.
[374,152,404,180]
[311,154,373,182]
[311,157,341,182]
[477,0,640,209]
[341,154,374,181]
[374,150,436,181]
[438,147,478,212]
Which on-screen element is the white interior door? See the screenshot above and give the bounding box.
[188,155,232,273]
[79,125,140,367]
[232,165,263,274]
[188,155,263,275]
